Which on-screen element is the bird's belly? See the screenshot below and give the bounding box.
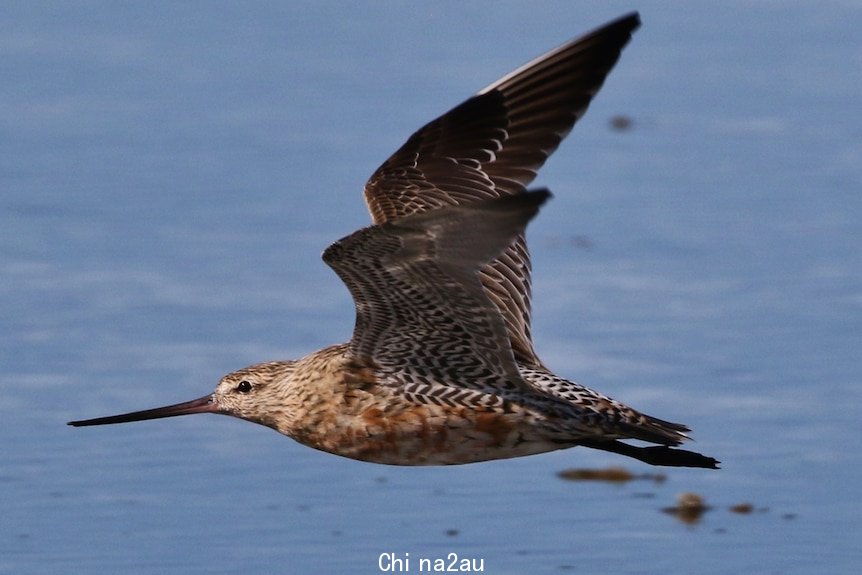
[297,402,568,466]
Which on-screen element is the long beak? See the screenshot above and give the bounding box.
[67,394,219,427]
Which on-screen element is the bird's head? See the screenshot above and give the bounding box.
[68,361,296,431]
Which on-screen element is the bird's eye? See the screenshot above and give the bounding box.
[236,380,253,394]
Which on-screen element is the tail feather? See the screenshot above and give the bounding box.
[617,412,692,447]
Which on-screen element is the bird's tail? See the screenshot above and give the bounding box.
[619,412,692,446]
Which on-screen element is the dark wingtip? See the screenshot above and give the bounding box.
[609,11,641,33]
[520,187,553,208]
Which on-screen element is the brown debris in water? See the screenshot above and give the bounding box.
[557,466,666,484]
[609,114,634,132]
[662,492,712,525]
[729,502,754,514]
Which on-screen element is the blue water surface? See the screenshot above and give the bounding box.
[2,2,860,574]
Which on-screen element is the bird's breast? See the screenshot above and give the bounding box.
[282,349,568,465]
[298,394,561,465]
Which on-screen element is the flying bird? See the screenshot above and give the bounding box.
[70,13,719,470]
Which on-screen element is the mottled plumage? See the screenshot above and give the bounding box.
[69,13,719,470]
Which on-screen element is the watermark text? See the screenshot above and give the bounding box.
[378,551,485,572]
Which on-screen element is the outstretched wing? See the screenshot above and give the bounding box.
[363,13,641,367]
[324,191,550,395]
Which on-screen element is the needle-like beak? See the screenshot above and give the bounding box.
[67,394,219,427]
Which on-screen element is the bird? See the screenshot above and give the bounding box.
[69,12,719,470]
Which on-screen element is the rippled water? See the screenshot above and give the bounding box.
[2,2,860,574]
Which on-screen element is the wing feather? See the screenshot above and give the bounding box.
[324,191,551,393]
[362,13,640,366]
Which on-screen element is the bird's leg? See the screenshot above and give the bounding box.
[578,439,719,469]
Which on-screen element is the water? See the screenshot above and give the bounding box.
[2,2,860,573]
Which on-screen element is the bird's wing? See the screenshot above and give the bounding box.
[324,190,550,396]
[362,13,640,367]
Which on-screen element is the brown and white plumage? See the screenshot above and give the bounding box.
[325,192,549,390]
[364,12,641,366]
[69,13,718,470]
